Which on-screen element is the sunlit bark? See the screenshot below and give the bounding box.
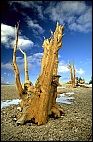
[13,22,64,125]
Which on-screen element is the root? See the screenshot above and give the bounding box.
[50,103,64,118]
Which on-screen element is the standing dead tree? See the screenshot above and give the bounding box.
[73,64,76,88]
[67,62,76,87]
[67,63,73,86]
[12,22,64,125]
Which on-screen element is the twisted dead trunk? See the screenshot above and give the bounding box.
[13,22,64,126]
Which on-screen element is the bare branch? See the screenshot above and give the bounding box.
[12,22,23,98]
[19,47,29,83]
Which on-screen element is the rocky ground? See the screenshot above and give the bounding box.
[1,85,92,141]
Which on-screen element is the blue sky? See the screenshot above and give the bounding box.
[1,1,92,84]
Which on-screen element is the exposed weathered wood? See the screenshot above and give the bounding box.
[73,64,76,87]
[68,63,73,86]
[67,62,76,88]
[13,22,64,126]
[19,47,29,83]
[12,22,24,98]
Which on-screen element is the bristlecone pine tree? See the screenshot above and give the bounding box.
[67,62,76,88]
[12,22,64,125]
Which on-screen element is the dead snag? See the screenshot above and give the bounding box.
[12,22,24,98]
[13,22,64,125]
[73,64,76,88]
[67,62,74,87]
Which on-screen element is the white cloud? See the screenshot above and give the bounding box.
[77,7,92,24]
[27,19,44,34]
[61,1,86,15]
[9,2,44,34]
[19,38,33,48]
[33,53,43,58]
[1,23,15,38]
[25,15,44,34]
[1,76,5,83]
[1,23,15,46]
[58,61,69,73]
[27,53,43,66]
[8,1,92,33]
[58,65,69,73]
[4,72,7,75]
[14,1,32,8]
[1,52,43,75]
[9,1,44,20]
[45,1,92,33]
[1,59,24,74]
[58,60,85,76]
[1,36,9,44]
[1,75,14,84]
[1,51,85,79]
[1,23,34,50]
[1,62,13,70]
[76,68,85,75]
[69,7,92,33]
[12,37,34,50]
[27,1,44,20]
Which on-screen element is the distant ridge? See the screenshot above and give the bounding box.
[1,83,15,85]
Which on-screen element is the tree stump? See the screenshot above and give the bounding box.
[12,22,64,125]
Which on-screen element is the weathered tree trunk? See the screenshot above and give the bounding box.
[73,64,76,88]
[19,47,29,83]
[13,22,64,126]
[68,63,76,88]
[68,63,73,87]
[12,22,24,99]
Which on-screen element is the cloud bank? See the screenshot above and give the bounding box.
[1,23,34,50]
[45,1,92,33]
[9,1,92,33]
[58,60,85,75]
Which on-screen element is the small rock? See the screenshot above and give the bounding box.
[3,111,6,114]
[74,128,78,132]
[17,107,22,111]
[13,117,17,121]
[49,138,53,141]
[26,123,32,126]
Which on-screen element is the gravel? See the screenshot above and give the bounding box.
[1,85,92,141]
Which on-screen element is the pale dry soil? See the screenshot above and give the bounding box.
[1,85,92,141]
